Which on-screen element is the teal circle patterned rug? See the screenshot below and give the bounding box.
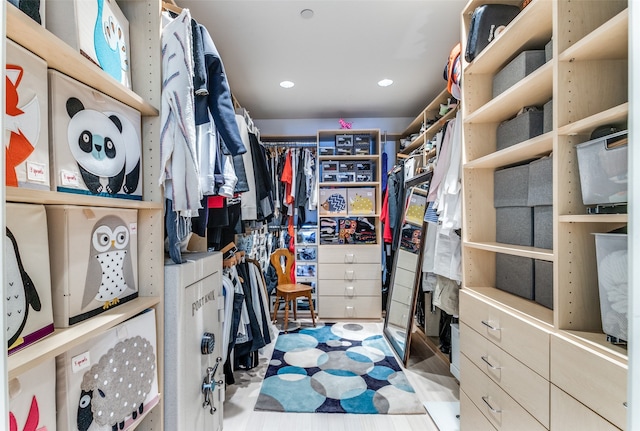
[254,322,426,414]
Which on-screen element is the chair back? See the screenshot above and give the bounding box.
[270,248,295,285]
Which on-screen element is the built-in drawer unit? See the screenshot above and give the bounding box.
[551,385,621,431]
[460,290,551,378]
[550,334,627,430]
[318,295,381,319]
[460,390,497,431]
[460,322,549,427]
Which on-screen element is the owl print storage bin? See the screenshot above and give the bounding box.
[9,359,57,431]
[46,205,138,327]
[5,39,50,191]
[5,203,55,354]
[49,70,142,200]
[46,0,132,87]
[57,309,159,431]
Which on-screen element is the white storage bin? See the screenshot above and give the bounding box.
[594,233,628,342]
[576,131,627,206]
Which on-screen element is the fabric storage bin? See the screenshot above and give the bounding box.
[493,50,546,98]
[5,39,50,190]
[496,109,544,151]
[496,253,534,300]
[57,309,159,431]
[496,206,533,246]
[6,203,54,354]
[534,259,553,309]
[594,233,628,342]
[494,164,529,207]
[575,130,628,206]
[528,155,552,206]
[319,188,348,216]
[46,205,138,327]
[49,70,142,200]
[545,39,553,62]
[46,0,132,87]
[534,205,553,249]
[9,359,56,431]
[543,99,553,133]
[347,187,375,215]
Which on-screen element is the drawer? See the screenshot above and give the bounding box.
[318,278,380,297]
[460,290,550,378]
[460,390,497,431]
[460,323,549,427]
[318,263,381,280]
[550,334,627,429]
[460,355,546,431]
[318,244,380,263]
[551,385,620,431]
[318,295,381,319]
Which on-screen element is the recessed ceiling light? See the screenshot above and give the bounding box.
[378,78,394,87]
[280,80,295,89]
[300,9,314,19]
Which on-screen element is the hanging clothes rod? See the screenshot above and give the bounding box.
[262,141,317,148]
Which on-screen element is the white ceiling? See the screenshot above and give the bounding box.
[176,0,466,122]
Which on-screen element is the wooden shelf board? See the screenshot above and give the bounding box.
[466,0,553,75]
[318,155,378,161]
[6,3,158,116]
[559,214,628,223]
[6,188,164,210]
[464,132,552,169]
[8,296,161,379]
[561,330,628,364]
[319,182,379,188]
[465,62,553,124]
[318,129,380,137]
[559,9,628,62]
[463,286,554,327]
[401,88,451,136]
[464,241,554,261]
[401,107,458,155]
[557,103,629,136]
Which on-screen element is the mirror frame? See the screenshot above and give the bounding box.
[383,171,432,365]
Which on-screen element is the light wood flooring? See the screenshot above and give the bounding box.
[222,320,460,431]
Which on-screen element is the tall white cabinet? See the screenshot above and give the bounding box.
[1,1,165,429]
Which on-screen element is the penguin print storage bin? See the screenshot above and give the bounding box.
[6,203,55,354]
[5,39,50,191]
[9,359,57,431]
[57,309,159,431]
[49,70,142,200]
[46,205,138,327]
[46,0,132,87]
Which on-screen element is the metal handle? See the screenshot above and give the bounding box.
[481,320,501,331]
[624,402,628,409]
[344,270,355,281]
[345,286,355,297]
[481,356,501,370]
[202,362,223,415]
[482,396,502,414]
[344,253,355,263]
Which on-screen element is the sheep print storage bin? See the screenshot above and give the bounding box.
[56,309,159,431]
[6,203,54,354]
[46,206,138,327]
[9,359,57,431]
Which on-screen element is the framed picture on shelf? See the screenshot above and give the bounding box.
[296,228,317,245]
[296,246,317,262]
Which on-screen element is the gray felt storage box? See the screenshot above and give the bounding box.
[534,259,553,309]
[534,205,553,249]
[494,164,530,207]
[545,39,553,62]
[497,109,544,151]
[496,253,534,300]
[496,206,533,246]
[528,155,552,206]
[493,50,546,98]
[543,99,553,133]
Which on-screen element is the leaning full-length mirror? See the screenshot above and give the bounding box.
[384,172,431,364]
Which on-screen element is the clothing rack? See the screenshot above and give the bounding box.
[262,141,317,148]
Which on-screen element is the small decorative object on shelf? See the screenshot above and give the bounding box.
[338,118,352,129]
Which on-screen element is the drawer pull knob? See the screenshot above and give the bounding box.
[344,270,355,281]
[482,396,502,414]
[481,320,500,331]
[345,286,355,297]
[481,355,501,370]
[344,253,355,263]
[624,402,628,409]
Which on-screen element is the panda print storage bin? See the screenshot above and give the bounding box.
[5,40,50,190]
[9,359,57,431]
[57,309,159,431]
[6,203,55,354]
[46,205,138,327]
[49,70,142,200]
[46,0,132,88]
